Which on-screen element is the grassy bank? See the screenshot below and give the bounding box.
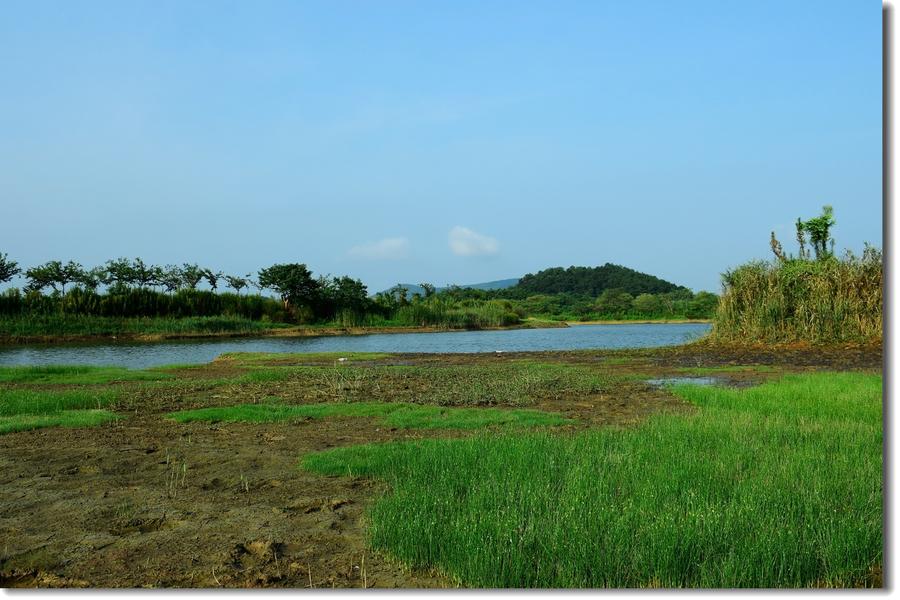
[304,372,882,587]
[0,314,567,345]
[0,314,288,342]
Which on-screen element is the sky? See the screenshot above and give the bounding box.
[0,0,882,294]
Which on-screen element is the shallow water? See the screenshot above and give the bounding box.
[0,322,711,369]
[645,376,722,387]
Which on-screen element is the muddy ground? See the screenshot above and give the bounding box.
[0,342,882,588]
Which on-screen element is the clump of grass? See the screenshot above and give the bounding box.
[0,388,118,416]
[0,365,170,384]
[0,388,120,434]
[712,248,882,343]
[303,372,882,588]
[0,410,118,434]
[168,401,571,430]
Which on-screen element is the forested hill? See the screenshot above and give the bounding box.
[515,264,685,296]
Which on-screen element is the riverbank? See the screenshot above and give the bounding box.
[0,343,882,588]
[566,318,712,326]
[0,317,568,347]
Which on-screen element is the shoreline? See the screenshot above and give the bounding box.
[0,319,569,347]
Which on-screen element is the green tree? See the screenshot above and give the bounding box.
[180,264,205,290]
[160,265,183,293]
[0,253,21,285]
[686,291,719,319]
[801,205,836,260]
[331,276,369,313]
[632,293,661,315]
[131,258,162,289]
[258,263,321,312]
[76,266,106,291]
[25,260,83,294]
[224,274,250,294]
[595,288,634,315]
[104,258,136,291]
[202,268,222,291]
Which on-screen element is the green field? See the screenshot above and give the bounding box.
[304,372,882,587]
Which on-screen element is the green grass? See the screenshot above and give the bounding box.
[0,388,118,416]
[303,372,882,587]
[0,409,119,434]
[0,364,171,384]
[0,387,120,434]
[168,401,571,430]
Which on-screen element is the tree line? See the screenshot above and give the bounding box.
[0,256,381,324]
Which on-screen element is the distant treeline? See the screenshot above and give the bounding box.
[0,254,718,337]
[0,256,526,331]
[384,261,716,320]
[516,263,685,296]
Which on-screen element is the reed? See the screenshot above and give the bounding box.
[712,247,882,343]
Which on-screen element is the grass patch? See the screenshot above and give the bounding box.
[0,388,118,416]
[168,401,571,430]
[0,409,119,434]
[303,372,882,587]
[0,364,170,384]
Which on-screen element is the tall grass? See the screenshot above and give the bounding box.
[391,298,521,329]
[712,248,882,343]
[304,372,882,587]
[0,388,118,416]
[0,314,287,338]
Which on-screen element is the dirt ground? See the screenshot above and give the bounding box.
[0,342,882,588]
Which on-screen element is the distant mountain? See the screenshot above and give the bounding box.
[379,278,519,297]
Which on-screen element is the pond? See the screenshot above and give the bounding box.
[0,322,711,369]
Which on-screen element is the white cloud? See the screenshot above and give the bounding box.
[448,226,500,257]
[347,237,410,260]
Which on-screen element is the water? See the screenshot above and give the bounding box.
[646,376,721,387]
[0,322,711,369]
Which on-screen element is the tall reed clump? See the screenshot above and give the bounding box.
[712,246,882,344]
[393,298,521,329]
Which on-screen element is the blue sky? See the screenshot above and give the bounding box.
[0,1,882,293]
